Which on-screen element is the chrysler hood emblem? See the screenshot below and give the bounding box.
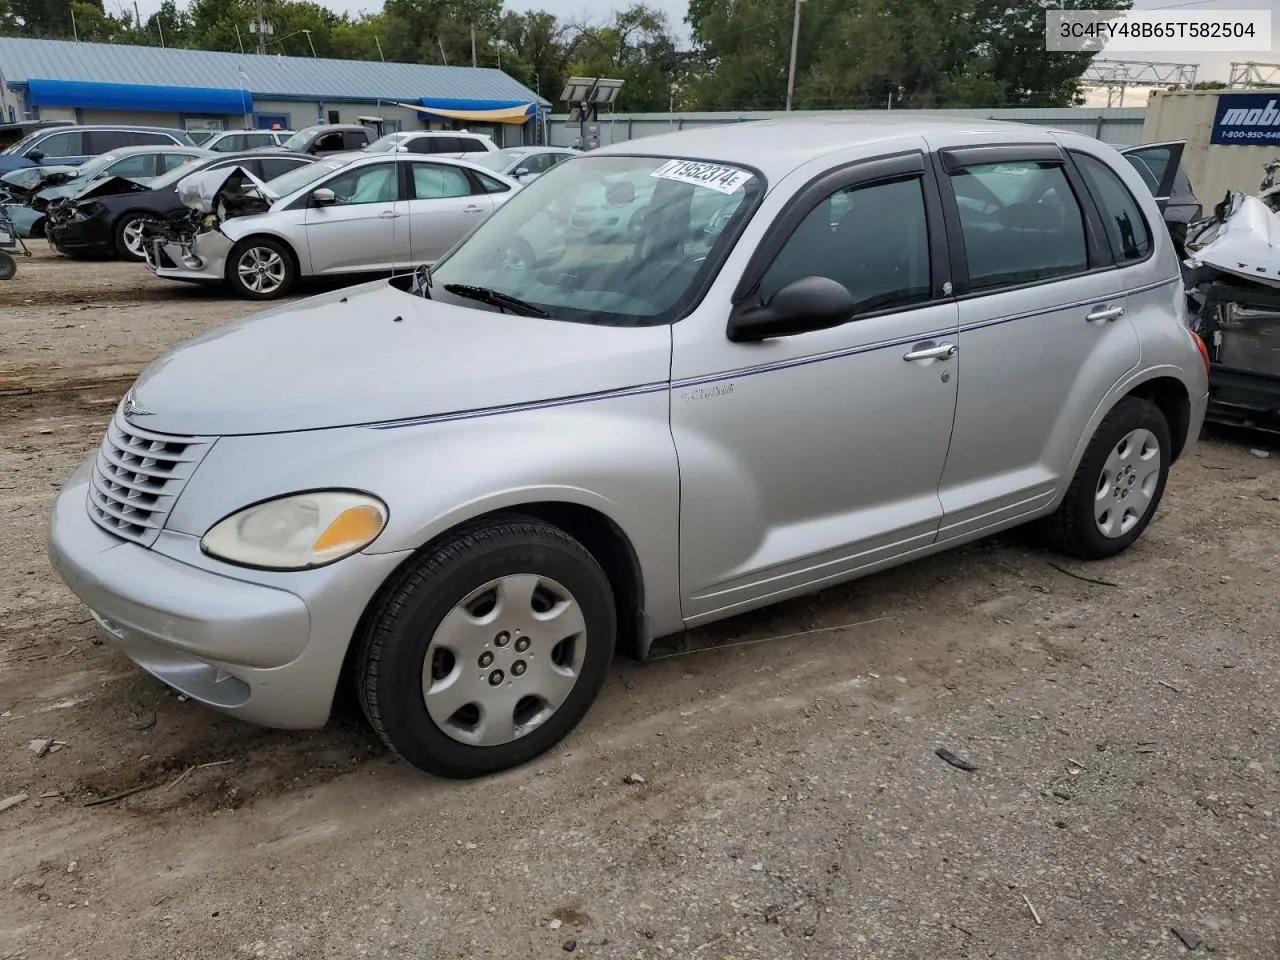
[122,391,154,418]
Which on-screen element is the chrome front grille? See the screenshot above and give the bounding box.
[86,406,214,547]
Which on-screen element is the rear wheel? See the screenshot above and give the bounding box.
[1046,396,1171,559]
[356,518,616,779]
[113,213,148,261]
[0,251,15,280]
[226,236,296,300]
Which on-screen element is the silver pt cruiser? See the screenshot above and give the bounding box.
[49,117,1211,779]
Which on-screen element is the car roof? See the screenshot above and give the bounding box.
[593,114,1058,182]
[94,144,211,157]
[37,124,189,136]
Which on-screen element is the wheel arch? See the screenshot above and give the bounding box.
[1124,375,1192,462]
[225,231,304,284]
[337,500,651,710]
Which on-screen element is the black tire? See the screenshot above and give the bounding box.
[0,251,15,281]
[225,236,296,300]
[356,517,616,779]
[1046,396,1171,560]
[113,212,147,261]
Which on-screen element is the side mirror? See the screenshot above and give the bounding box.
[27,150,45,163]
[726,276,856,343]
[312,187,336,206]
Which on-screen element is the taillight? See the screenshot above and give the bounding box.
[1189,328,1211,375]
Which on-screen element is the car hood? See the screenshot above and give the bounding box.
[126,280,672,436]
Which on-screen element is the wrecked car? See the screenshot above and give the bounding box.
[144,152,521,299]
[1183,192,1280,433]
[52,150,316,261]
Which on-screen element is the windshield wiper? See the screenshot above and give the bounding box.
[442,283,548,318]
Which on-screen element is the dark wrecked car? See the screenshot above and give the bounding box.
[1182,192,1280,434]
[47,151,316,260]
[1116,140,1202,260]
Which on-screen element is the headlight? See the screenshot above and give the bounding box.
[201,491,388,570]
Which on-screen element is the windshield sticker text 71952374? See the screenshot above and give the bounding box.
[651,160,753,195]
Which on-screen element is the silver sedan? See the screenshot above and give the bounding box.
[144,152,522,299]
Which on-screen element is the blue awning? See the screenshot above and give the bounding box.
[28,78,252,115]
[418,96,537,117]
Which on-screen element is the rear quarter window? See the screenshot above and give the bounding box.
[1072,151,1153,263]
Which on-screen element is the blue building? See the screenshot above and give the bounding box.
[0,36,550,145]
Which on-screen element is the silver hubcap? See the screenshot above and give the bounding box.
[121,219,144,257]
[423,574,587,746]
[1095,428,1161,538]
[237,247,285,294]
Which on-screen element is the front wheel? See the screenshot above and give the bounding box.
[226,236,296,299]
[1046,396,1171,559]
[114,213,148,261]
[356,518,616,779]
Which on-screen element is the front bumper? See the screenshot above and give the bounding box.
[143,228,231,284]
[48,465,409,729]
[48,217,112,255]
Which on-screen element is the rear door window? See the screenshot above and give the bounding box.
[457,137,487,153]
[947,161,1089,291]
[343,130,372,151]
[409,162,472,199]
[257,157,311,180]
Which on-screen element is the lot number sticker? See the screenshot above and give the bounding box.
[651,160,753,195]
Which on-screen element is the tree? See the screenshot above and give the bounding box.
[564,4,679,112]
[686,0,1133,111]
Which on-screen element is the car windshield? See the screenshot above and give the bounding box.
[263,156,352,196]
[1,130,49,156]
[474,148,525,172]
[429,154,761,326]
[281,129,319,151]
[365,133,411,153]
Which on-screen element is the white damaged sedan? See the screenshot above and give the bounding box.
[142,151,522,299]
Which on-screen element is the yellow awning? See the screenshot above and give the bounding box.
[393,101,535,125]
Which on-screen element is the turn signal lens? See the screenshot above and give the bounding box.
[311,504,386,561]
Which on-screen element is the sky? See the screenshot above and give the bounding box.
[121,0,1279,85]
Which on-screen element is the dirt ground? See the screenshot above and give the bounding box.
[1,242,1278,960]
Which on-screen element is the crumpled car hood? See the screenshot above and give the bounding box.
[125,279,672,436]
[177,164,273,215]
[1186,193,1280,290]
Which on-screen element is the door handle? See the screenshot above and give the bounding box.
[378,210,400,219]
[903,342,957,362]
[463,205,483,213]
[1085,305,1124,323]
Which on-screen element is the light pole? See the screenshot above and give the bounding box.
[785,0,805,111]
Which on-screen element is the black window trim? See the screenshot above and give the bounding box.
[931,142,1116,300]
[731,149,951,330]
[466,168,510,194]
[1068,146,1159,270]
